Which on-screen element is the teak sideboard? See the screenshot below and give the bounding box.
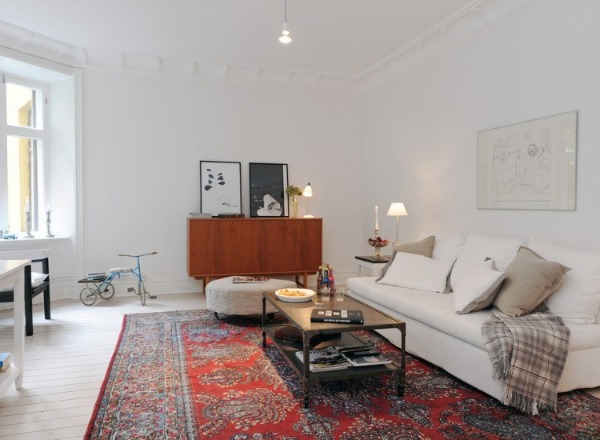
[187,217,322,287]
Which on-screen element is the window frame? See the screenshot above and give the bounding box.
[0,74,49,236]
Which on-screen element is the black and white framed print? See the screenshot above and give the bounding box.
[200,161,242,216]
[249,163,289,217]
[477,111,577,210]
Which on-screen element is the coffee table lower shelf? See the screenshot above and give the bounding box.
[262,324,404,408]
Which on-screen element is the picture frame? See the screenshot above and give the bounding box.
[200,161,242,216]
[249,163,289,217]
[477,111,577,211]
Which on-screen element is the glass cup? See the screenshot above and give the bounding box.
[322,287,330,301]
[335,287,345,302]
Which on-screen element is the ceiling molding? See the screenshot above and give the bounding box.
[0,0,533,91]
[359,0,535,88]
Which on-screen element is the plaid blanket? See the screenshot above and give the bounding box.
[481,309,570,415]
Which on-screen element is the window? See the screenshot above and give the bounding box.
[0,76,48,235]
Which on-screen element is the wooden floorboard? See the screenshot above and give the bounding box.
[0,290,598,439]
[0,292,204,440]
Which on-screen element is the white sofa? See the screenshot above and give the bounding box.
[347,233,600,402]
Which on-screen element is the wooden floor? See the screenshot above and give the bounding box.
[0,292,205,440]
[0,292,599,439]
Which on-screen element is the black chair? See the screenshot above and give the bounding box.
[0,257,51,336]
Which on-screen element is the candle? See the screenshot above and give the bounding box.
[375,205,379,230]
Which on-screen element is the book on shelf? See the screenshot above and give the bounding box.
[188,212,212,218]
[295,347,350,372]
[0,352,11,372]
[232,276,270,283]
[339,351,392,367]
[310,309,364,324]
[355,255,391,263]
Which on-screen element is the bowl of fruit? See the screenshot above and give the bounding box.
[368,237,389,257]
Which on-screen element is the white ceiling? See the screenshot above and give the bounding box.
[0,0,480,79]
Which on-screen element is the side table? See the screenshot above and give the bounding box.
[355,255,390,278]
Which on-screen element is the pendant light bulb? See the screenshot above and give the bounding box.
[278,0,292,44]
[279,22,292,44]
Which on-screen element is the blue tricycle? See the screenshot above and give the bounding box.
[79,252,157,306]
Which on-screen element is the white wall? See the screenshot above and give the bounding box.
[364,0,600,251]
[80,71,364,295]
[4,0,599,300]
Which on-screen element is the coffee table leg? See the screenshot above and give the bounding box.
[261,296,267,348]
[303,334,311,408]
[398,325,406,397]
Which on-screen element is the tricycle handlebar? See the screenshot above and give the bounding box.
[118,252,158,257]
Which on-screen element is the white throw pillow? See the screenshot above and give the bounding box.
[452,260,506,314]
[418,230,466,262]
[451,233,522,289]
[377,252,453,293]
[528,237,600,323]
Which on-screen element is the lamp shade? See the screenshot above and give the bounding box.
[303,183,313,197]
[387,202,407,217]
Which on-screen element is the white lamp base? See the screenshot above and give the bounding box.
[303,214,314,218]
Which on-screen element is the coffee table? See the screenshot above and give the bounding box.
[262,291,406,408]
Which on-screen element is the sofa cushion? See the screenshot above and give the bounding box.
[376,236,435,281]
[348,276,600,352]
[452,260,506,314]
[529,237,600,324]
[348,276,494,349]
[451,233,522,290]
[418,230,466,262]
[493,246,570,317]
[377,252,453,293]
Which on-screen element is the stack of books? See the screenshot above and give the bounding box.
[295,344,392,371]
[86,273,106,281]
[337,344,392,367]
[232,276,269,283]
[310,309,364,324]
[295,347,349,372]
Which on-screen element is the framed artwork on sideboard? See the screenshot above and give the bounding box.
[200,161,242,216]
[477,110,577,211]
[249,162,289,217]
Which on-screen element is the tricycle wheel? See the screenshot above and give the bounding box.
[80,287,98,306]
[98,282,115,300]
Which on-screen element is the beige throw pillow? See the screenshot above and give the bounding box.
[493,246,570,317]
[376,236,435,282]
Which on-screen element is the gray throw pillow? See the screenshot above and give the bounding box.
[376,236,435,282]
[493,246,570,317]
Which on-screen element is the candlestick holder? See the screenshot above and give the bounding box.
[46,210,54,238]
[25,211,34,238]
[368,228,389,259]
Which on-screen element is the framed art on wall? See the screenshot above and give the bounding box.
[200,161,242,216]
[477,111,577,210]
[249,163,289,217]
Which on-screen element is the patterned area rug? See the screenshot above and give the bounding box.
[85,310,600,439]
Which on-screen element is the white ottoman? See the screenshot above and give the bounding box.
[205,276,297,317]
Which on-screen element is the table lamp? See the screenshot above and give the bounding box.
[387,202,407,243]
[303,183,313,218]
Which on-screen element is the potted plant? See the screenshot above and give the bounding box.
[286,185,303,217]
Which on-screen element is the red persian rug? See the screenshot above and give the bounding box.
[85,310,600,439]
